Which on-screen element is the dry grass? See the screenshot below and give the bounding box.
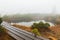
[12,24,32,32]
[49,25,60,40]
[12,24,58,40]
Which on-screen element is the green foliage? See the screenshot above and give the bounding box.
[32,21,50,29]
[31,28,41,36]
[38,21,45,28]
[0,18,2,24]
[31,21,51,35]
[0,17,5,34]
[31,23,38,29]
[45,23,50,28]
[0,25,6,34]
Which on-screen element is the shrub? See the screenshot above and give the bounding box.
[31,28,41,36]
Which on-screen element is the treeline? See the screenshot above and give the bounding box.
[44,15,60,24]
[2,13,60,24]
[2,14,47,23]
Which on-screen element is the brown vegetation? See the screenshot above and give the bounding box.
[0,33,15,40]
[0,27,15,40]
[12,24,32,32]
[49,25,60,40]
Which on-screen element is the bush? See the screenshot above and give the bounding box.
[31,28,41,36]
[31,21,50,29]
[31,21,51,35]
[0,18,2,24]
[0,25,6,35]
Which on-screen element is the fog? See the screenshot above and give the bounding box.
[0,0,60,16]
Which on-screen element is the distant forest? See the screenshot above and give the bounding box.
[2,13,60,24]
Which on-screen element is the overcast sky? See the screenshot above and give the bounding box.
[0,0,60,16]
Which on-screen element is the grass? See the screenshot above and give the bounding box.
[12,24,32,32]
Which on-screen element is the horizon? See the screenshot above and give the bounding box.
[0,0,60,16]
